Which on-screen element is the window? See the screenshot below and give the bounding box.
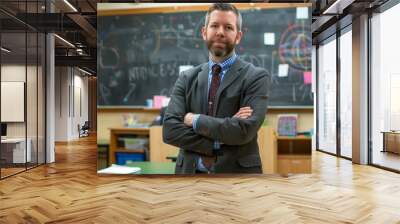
[339,27,352,158]
[0,1,47,179]
[371,3,400,171]
[317,36,337,154]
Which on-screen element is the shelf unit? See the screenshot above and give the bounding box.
[109,126,179,165]
[109,127,150,165]
[258,127,312,174]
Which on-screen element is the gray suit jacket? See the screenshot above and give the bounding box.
[163,58,270,174]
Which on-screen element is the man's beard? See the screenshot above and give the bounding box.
[206,39,235,58]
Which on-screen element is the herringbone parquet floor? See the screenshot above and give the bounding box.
[1,135,400,223]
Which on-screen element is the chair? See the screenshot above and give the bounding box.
[79,121,90,138]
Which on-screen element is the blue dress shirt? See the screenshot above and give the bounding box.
[192,53,238,171]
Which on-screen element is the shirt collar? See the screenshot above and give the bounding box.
[208,53,237,73]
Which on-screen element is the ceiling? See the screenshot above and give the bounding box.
[0,0,99,73]
[0,0,393,75]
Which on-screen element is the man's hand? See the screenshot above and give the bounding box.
[184,112,195,127]
[233,107,253,119]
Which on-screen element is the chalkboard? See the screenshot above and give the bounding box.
[98,6,312,107]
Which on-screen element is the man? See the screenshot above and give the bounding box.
[163,3,270,174]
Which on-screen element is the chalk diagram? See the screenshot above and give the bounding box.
[279,23,311,71]
[275,23,312,104]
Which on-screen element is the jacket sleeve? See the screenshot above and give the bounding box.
[162,72,214,156]
[195,70,270,145]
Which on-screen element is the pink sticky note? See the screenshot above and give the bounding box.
[303,71,312,85]
[153,95,165,109]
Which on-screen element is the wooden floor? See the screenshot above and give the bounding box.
[0,167,26,177]
[372,150,400,171]
[1,163,45,178]
[1,136,400,223]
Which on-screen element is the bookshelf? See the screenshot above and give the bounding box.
[108,126,179,165]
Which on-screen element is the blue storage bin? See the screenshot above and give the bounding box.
[115,152,145,165]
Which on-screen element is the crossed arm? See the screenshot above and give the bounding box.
[163,74,215,156]
[184,107,253,126]
[163,71,270,155]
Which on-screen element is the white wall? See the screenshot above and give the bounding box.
[73,73,89,137]
[55,67,69,141]
[1,65,26,81]
[55,67,89,141]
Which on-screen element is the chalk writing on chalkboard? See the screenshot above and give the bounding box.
[98,7,312,107]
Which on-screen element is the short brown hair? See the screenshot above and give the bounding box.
[204,3,242,31]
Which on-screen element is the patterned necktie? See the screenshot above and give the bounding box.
[207,64,222,116]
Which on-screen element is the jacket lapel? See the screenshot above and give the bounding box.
[213,58,244,115]
[197,63,209,115]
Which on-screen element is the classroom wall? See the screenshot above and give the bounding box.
[55,67,68,141]
[73,73,89,138]
[55,67,89,141]
[97,2,315,143]
[97,108,314,143]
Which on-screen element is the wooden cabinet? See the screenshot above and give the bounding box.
[149,126,179,162]
[258,127,312,174]
[257,127,277,174]
[276,136,312,174]
[382,131,400,154]
[277,155,311,174]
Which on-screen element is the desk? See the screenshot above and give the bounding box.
[126,162,175,174]
[1,138,31,163]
